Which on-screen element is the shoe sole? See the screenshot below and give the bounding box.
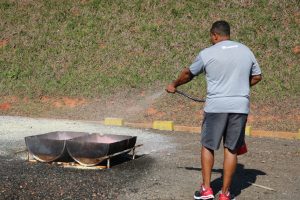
[194,194,214,200]
[219,196,236,200]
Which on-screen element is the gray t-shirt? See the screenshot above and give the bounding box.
[189,40,261,114]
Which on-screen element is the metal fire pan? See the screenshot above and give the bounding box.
[25,131,89,162]
[66,133,137,166]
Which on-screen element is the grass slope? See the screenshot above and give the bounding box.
[1,0,299,102]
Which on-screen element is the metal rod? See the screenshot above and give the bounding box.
[247,182,275,191]
[132,148,136,160]
[102,144,143,160]
[102,144,142,168]
[107,158,110,169]
[175,90,205,102]
[14,149,28,154]
[28,152,34,161]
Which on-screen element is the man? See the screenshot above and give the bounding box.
[166,20,262,200]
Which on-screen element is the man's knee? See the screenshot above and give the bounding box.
[202,145,215,153]
[224,147,237,154]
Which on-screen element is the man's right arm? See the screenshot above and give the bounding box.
[166,53,205,93]
[250,74,262,86]
[166,68,194,93]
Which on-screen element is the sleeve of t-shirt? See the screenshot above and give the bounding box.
[189,53,205,76]
[250,52,262,76]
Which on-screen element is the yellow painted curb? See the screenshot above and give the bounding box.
[297,129,300,140]
[104,118,124,126]
[251,130,299,139]
[153,121,174,131]
[245,126,252,136]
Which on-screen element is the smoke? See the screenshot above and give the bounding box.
[124,89,165,116]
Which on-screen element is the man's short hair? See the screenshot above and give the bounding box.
[210,20,230,36]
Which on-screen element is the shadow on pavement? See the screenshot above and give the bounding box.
[179,163,266,197]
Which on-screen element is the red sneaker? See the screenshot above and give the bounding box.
[194,185,214,199]
[219,192,235,200]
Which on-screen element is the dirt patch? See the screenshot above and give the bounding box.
[294,11,300,24]
[70,7,80,16]
[145,107,166,118]
[1,89,299,132]
[0,103,11,111]
[39,96,87,108]
[292,45,300,54]
[0,39,9,48]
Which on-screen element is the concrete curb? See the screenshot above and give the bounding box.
[245,126,252,136]
[251,130,299,140]
[153,121,174,131]
[104,118,299,140]
[104,118,124,126]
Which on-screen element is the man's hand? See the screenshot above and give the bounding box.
[250,74,262,86]
[165,68,194,93]
[166,83,176,93]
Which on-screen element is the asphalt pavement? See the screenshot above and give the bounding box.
[0,116,299,200]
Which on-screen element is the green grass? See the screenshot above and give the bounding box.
[0,0,299,102]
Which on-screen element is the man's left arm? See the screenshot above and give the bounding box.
[250,74,262,86]
[250,52,262,87]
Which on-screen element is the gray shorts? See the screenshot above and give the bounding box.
[201,112,248,151]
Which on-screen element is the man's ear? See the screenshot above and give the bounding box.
[212,33,218,40]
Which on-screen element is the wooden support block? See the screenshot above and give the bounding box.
[52,161,107,170]
[153,121,174,131]
[245,126,252,136]
[104,118,124,126]
[63,165,107,170]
